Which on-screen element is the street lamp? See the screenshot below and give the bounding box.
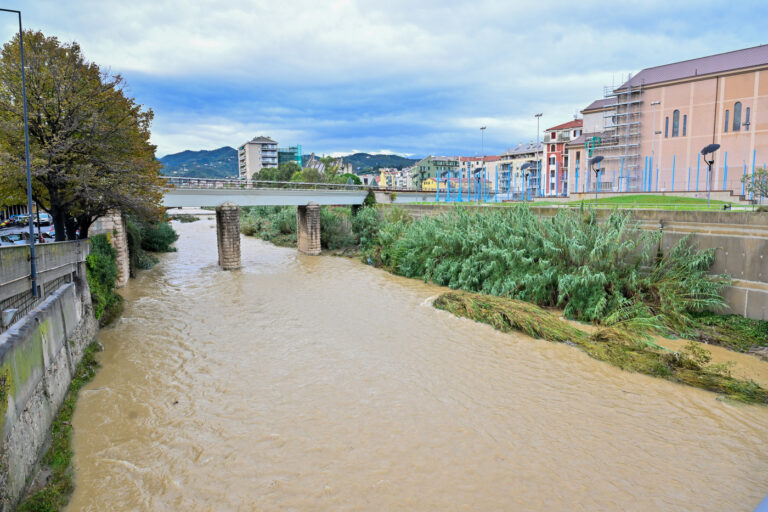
[701,143,720,206]
[521,162,533,202]
[589,155,604,204]
[0,8,37,297]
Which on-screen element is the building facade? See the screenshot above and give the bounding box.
[543,120,583,196]
[411,156,460,189]
[497,142,543,199]
[278,145,302,166]
[238,136,278,180]
[588,45,768,196]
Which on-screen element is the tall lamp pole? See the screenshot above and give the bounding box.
[1,8,37,297]
[649,101,661,191]
[590,156,604,204]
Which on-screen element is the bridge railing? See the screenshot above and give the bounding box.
[161,176,415,193]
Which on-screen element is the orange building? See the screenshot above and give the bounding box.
[584,45,768,196]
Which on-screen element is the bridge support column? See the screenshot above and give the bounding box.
[216,202,241,270]
[297,202,321,255]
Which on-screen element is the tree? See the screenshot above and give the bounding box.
[258,162,300,182]
[742,167,768,200]
[0,31,164,240]
[336,173,361,185]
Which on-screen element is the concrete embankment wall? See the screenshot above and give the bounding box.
[0,243,96,510]
[382,204,768,321]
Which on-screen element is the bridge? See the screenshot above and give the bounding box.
[161,177,433,267]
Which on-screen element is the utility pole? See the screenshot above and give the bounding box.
[535,113,542,198]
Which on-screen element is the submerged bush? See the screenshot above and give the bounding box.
[320,207,356,249]
[86,235,121,320]
[140,220,179,252]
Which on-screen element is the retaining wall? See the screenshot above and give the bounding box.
[0,254,96,510]
[381,204,768,320]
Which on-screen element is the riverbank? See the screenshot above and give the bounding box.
[10,222,180,512]
[240,204,768,403]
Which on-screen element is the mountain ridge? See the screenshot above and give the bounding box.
[158,147,419,178]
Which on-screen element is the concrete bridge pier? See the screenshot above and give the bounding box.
[297,202,321,255]
[215,202,241,270]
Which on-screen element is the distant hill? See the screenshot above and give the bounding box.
[158,147,418,178]
[159,146,237,178]
[340,153,419,173]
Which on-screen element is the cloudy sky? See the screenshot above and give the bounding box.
[1,1,766,158]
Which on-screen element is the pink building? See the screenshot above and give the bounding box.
[585,45,768,196]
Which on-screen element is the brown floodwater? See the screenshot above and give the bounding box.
[67,218,768,511]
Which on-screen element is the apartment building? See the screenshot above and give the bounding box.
[411,156,460,189]
[497,142,543,199]
[238,136,278,180]
[543,120,583,196]
[587,44,768,194]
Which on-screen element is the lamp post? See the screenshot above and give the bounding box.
[1,8,37,297]
[701,143,720,206]
[535,113,542,197]
[589,156,604,204]
[521,162,532,202]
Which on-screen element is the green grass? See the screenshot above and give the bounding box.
[17,343,102,512]
[690,311,768,352]
[570,194,730,205]
[434,291,768,404]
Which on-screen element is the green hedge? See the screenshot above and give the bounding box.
[86,235,121,321]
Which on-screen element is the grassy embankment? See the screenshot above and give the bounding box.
[417,194,736,210]
[240,204,768,403]
[17,220,179,511]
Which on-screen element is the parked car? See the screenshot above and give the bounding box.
[34,213,52,226]
[0,233,28,245]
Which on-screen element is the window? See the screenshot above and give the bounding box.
[672,110,680,137]
[665,116,669,138]
[682,115,687,136]
[549,156,556,165]
[550,144,555,152]
[745,107,751,131]
[551,132,556,140]
[576,151,580,161]
[724,110,729,132]
[733,102,742,131]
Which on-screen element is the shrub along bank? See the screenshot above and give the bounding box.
[241,204,768,402]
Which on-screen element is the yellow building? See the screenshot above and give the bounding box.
[421,177,437,191]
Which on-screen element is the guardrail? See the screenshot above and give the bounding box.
[533,202,763,211]
[162,176,415,193]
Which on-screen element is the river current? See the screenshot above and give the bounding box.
[67,218,768,511]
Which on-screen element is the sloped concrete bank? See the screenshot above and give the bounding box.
[0,276,97,510]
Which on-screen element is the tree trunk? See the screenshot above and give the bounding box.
[64,217,78,240]
[50,204,68,242]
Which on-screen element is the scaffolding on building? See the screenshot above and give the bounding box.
[591,75,644,192]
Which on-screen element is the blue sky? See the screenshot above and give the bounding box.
[1,0,767,158]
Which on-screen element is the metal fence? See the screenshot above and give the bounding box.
[162,176,413,193]
[0,240,89,333]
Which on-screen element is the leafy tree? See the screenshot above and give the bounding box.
[0,31,164,240]
[336,173,361,185]
[742,167,768,199]
[320,155,340,181]
[258,162,300,182]
[292,167,322,183]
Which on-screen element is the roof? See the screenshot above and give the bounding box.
[566,131,602,148]
[545,119,583,132]
[248,136,277,144]
[581,98,613,113]
[617,44,768,90]
[500,142,542,157]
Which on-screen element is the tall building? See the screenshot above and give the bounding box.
[278,145,302,166]
[585,45,768,195]
[238,136,278,180]
[497,142,543,199]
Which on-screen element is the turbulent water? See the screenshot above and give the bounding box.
[67,218,768,511]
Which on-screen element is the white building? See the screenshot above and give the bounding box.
[238,136,278,180]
